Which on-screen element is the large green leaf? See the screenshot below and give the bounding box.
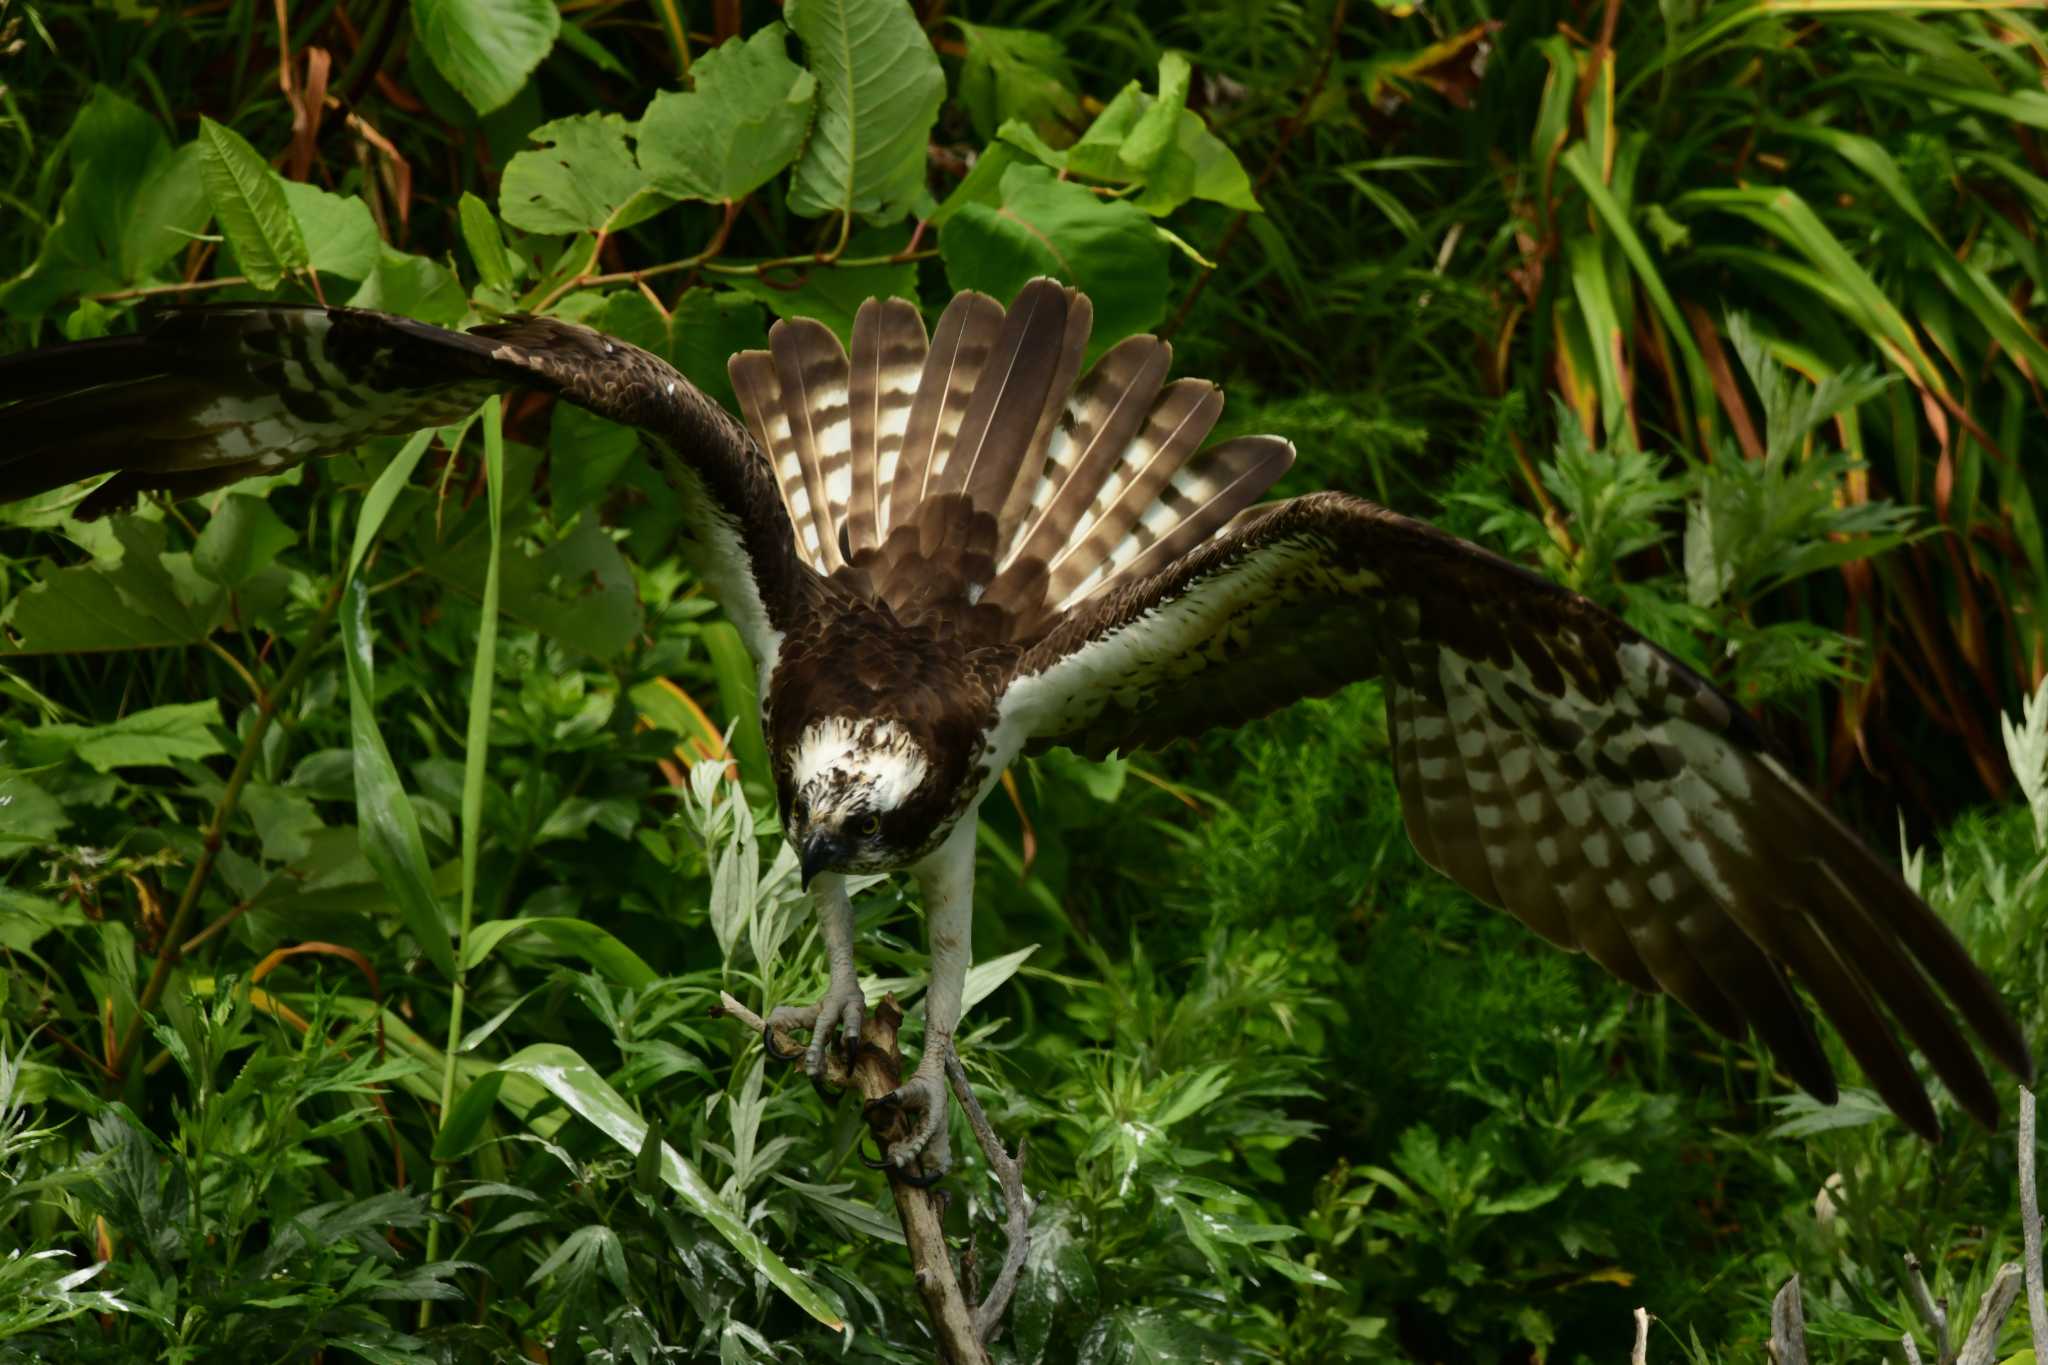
[278,180,381,281]
[500,114,669,235]
[639,25,816,204]
[785,0,945,223]
[1,519,229,655]
[412,0,561,115]
[194,493,299,586]
[17,701,227,773]
[196,117,309,292]
[1051,55,1258,216]
[496,1043,845,1331]
[939,163,1170,355]
[0,88,209,316]
[954,21,1080,143]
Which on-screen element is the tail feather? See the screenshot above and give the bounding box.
[889,291,1005,517]
[929,278,1078,522]
[845,298,927,555]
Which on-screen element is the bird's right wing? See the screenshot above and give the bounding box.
[1001,490,2032,1137]
[0,305,811,663]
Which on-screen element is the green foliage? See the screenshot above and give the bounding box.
[2,1,2047,1362]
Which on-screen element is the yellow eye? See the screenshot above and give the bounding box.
[862,815,881,836]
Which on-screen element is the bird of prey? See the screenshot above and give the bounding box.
[0,280,2031,1180]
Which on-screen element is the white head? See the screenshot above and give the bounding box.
[785,717,935,882]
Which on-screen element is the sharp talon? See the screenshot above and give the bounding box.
[858,1135,892,1170]
[762,1022,805,1064]
[890,1160,946,1189]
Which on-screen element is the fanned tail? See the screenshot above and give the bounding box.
[724,279,1294,639]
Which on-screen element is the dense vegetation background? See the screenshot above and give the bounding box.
[3,0,2048,1360]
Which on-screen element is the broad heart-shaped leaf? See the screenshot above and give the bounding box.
[342,576,458,980]
[496,1043,846,1330]
[1,518,229,655]
[278,181,380,280]
[347,248,468,326]
[939,164,1170,357]
[500,113,672,235]
[194,493,299,586]
[197,117,309,291]
[955,20,1081,144]
[1,88,209,317]
[638,24,816,203]
[412,0,560,115]
[786,0,945,223]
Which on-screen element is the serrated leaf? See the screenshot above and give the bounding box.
[412,0,560,116]
[194,493,299,586]
[279,181,381,280]
[786,0,945,223]
[639,25,817,203]
[501,113,669,235]
[939,163,1169,357]
[18,700,227,772]
[1,519,228,655]
[196,117,309,291]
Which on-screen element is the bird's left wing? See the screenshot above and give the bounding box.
[0,305,810,661]
[1000,489,2031,1136]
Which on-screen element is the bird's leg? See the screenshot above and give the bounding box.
[866,821,976,1181]
[766,873,864,1077]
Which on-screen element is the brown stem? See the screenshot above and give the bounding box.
[102,584,345,1091]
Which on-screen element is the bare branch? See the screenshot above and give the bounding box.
[2021,1087,2048,1364]
[717,991,988,1365]
[1957,1263,2023,1365]
[1631,1306,1650,1365]
[1905,1252,1950,1360]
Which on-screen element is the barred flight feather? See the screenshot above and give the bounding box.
[845,298,926,553]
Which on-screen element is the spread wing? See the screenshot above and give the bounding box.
[1002,489,2033,1136]
[0,305,810,663]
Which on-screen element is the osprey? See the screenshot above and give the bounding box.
[1,281,2032,1180]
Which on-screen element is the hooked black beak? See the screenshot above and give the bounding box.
[800,832,847,889]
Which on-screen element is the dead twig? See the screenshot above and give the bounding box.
[1769,1277,1807,1365]
[2021,1087,2048,1363]
[1630,1306,1649,1364]
[1905,1252,1951,1361]
[1957,1263,2024,1365]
